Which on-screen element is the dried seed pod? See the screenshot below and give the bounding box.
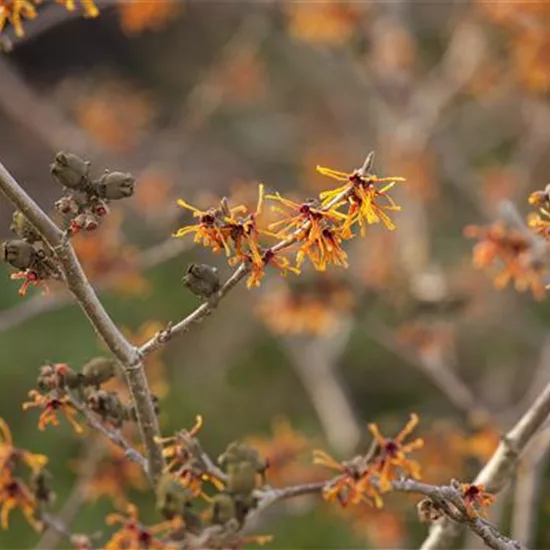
[210,493,237,525]
[54,196,80,216]
[50,152,90,191]
[81,357,117,388]
[87,390,126,427]
[36,365,57,392]
[182,263,220,300]
[2,239,37,270]
[95,171,135,200]
[156,472,194,520]
[218,442,267,496]
[10,211,41,242]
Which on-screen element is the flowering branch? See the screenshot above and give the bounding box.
[0,160,164,482]
[421,378,550,549]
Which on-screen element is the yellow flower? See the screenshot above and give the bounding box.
[313,450,383,508]
[56,0,98,18]
[317,164,405,235]
[0,471,40,530]
[0,418,48,475]
[0,0,37,37]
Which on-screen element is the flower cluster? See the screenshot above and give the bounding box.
[23,358,155,433]
[314,414,423,508]
[174,153,405,288]
[0,418,49,530]
[464,222,548,300]
[255,277,353,335]
[0,0,98,39]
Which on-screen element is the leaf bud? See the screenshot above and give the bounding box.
[209,492,237,525]
[50,152,90,191]
[182,263,220,299]
[2,239,37,270]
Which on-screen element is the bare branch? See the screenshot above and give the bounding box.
[421,377,550,549]
[0,161,164,482]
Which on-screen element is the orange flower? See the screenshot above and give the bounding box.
[0,470,40,530]
[317,164,405,235]
[116,0,181,35]
[246,417,312,486]
[313,450,383,508]
[156,416,224,497]
[460,483,495,518]
[464,222,547,300]
[0,418,48,475]
[368,414,424,492]
[10,269,47,296]
[0,0,37,37]
[105,503,180,550]
[22,391,83,434]
[267,194,349,271]
[246,249,300,289]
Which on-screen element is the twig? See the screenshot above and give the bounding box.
[35,438,105,550]
[0,161,164,482]
[248,478,525,550]
[421,377,550,549]
[0,237,194,334]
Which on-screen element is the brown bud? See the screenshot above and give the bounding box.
[81,357,117,388]
[55,196,80,216]
[10,211,41,243]
[50,152,90,191]
[96,171,135,200]
[182,263,220,299]
[2,239,37,270]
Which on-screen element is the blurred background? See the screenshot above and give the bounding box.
[1,1,550,548]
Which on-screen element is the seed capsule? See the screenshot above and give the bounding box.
[2,239,37,270]
[82,357,118,388]
[96,171,135,200]
[182,263,220,299]
[50,152,90,191]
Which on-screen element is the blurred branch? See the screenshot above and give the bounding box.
[0,237,194,334]
[421,376,550,549]
[511,425,550,547]
[0,160,163,482]
[282,322,361,455]
[36,438,104,550]
[364,317,492,421]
